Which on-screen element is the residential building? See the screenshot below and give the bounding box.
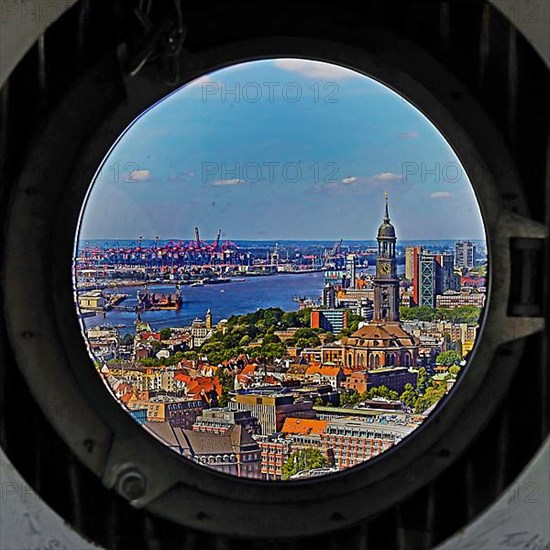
[310,309,348,333]
[320,419,414,470]
[229,393,315,434]
[257,435,293,480]
[192,408,261,435]
[436,289,486,309]
[180,424,262,478]
[342,367,418,394]
[304,365,346,389]
[454,240,476,269]
[342,371,369,394]
[366,367,418,394]
[165,399,204,429]
[322,284,337,308]
[346,253,357,288]
[281,417,328,437]
[405,246,420,281]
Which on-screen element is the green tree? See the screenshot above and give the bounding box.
[217,368,234,407]
[295,308,313,327]
[160,328,172,340]
[416,367,430,394]
[139,358,162,367]
[260,342,286,361]
[150,341,161,354]
[296,336,320,348]
[262,333,282,345]
[340,389,362,405]
[434,306,481,324]
[436,350,462,368]
[281,448,330,480]
[400,383,418,408]
[367,385,398,400]
[239,335,252,347]
[281,311,300,328]
[293,328,319,340]
[448,365,461,378]
[222,332,243,348]
[414,384,446,413]
[344,310,364,333]
[400,306,435,322]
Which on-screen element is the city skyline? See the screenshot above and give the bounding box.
[77,191,486,480]
[79,59,486,242]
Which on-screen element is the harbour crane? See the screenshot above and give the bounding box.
[331,239,343,256]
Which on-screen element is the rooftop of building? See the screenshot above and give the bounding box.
[305,365,343,376]
[325,418,414,438]
[181,424,259,456]
[345,322,418,348]
[367,366,418,375]
[281,417,328,436]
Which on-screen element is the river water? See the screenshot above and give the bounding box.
[82,271,326,334]
[80,265,408,334]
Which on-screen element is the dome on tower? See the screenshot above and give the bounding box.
[378,221,396,238]
[377,195,396,239]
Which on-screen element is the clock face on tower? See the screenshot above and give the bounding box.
[379,261,391,276]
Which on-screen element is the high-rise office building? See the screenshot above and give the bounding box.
[322,284,337,308]
[454,241,476,269]
[405,246,420,281]
[311,310,348,333]
[346,253,357,289]
[439,253,460,292]
[417,253,439,307]
[413,251,459,307]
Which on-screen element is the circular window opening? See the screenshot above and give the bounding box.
[73,59,487,481]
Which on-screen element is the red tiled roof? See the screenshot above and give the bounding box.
[306,365,342,376]
[241,364,257,376]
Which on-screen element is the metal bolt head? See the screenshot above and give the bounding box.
[117,468,146,501]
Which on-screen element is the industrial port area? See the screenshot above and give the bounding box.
[74,226,373,314]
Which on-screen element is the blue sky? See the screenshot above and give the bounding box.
[79,59,486,241]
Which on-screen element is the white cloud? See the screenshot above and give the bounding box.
[212,178,246,186]
[371,172,402,182]
[430,191,453,199]
[273,59,359,80]
[396,131,419,140]
[128,169,152,182]
[310,172,404,193]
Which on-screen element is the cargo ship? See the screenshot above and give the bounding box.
[137,286,182,311]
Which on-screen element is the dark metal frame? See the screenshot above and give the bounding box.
[1,27,547,540]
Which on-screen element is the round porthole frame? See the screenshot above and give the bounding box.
[2,28,547,539]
